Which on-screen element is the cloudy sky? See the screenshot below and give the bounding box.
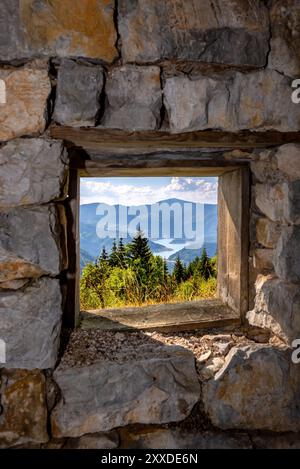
[80,177,218,206]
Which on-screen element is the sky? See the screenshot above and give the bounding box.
[80,177,218,206]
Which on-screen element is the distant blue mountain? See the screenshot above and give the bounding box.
[80,199,217,270]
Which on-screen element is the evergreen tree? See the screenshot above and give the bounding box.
[199,247,213,280]
[118,238,127,268]
[99,246,108,263]
[173,256,185,284]
[128,228,153,273]
[109,240,119,267]
[163,258,169,279]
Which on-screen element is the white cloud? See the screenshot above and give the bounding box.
[80,177,218,206]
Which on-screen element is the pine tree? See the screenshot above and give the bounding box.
[173,256,185,284]
[99,246,108,263]
[118,238,127,268]
[163,258,169,279]
[109,240,119,267]
[199,247,213,280]
[128,228,153,273]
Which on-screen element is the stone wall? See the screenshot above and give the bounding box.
[0,0,300,449]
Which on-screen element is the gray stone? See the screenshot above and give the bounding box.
[120,428,252,449]
[235,70,299,132]
[275,226,300,283]
[268,0,300,76]
[0,278,63,369]
[252,433,300,449]
[256,218,281,249]
[164,70,299,133]
[282,181,300,224]
[53,60,104,127]
[200,357,225,380]
[250,149,278,184]
[164,76,230,133]
[119,0,269,66]
[103,65,162,131]
[203,344,300,432]
[276,144,300,180]
[51,346,200,437]
[0,138,68,208]
[247,275,300,345]
[64,431,119,449]
[0,0,30,61]
[0,205,67,279]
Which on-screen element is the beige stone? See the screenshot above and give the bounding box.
[0,369,48,448]
[256,218,280,249]
[0,247,44,284]
[276,144,300,180]
[253,249,274,273]
[255,184,285,222]
[0,62,50,141]
[268,0,300,76]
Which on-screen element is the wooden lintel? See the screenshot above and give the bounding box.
[50,125,300,152]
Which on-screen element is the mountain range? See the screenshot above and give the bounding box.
[80,198,217,271]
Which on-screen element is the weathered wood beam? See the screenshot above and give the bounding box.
[50,125,300,152]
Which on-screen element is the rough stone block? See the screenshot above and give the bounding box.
[12,0,117,62]
[256,218,280,249]
[0,205,67,280]
[164,76,230,133]
[0,0,29,61]
[275,226,300,283]
[276,144,300,180]
[164,70,299,133]
[0,369,48,448]
[53,60,104,127]
[120,428,252,449]
[0,62,50,141]
[64,431,119,449]
[247,275,300,345]
[252,433,300,449]
[253,249,274,273]
[255,184,285,222]
[119,0,269,66]
[203,345,300,432]
[0,278,63,369]
[268,0,300,76]
[282,181,300,224]
[51,346,200,437]
[0,138,68,208]
[103,65,162,130]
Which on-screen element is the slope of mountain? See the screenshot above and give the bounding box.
[80,199,218,269]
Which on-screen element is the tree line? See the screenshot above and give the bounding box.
[80,229,217,310]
